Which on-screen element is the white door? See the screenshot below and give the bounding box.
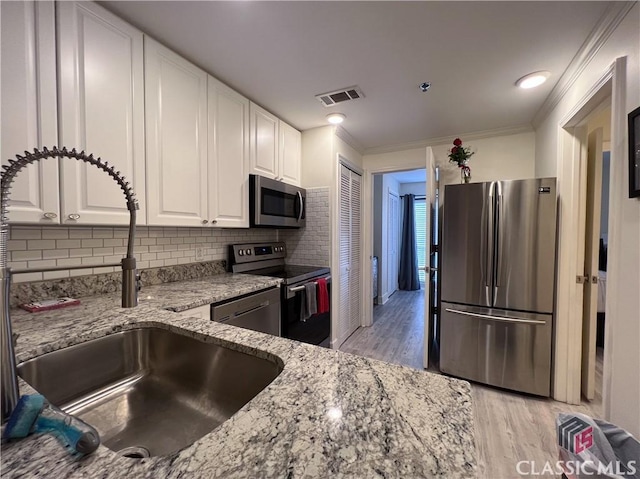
[278,121,302,186]
[145,37,208,227]
[350,171,363,334]
[57,1,146,225]
[338,163,362,346]
[249,103,279,179]
[387,191,400,295]
[423,147,436,368]
[208,76,250,228]
[1,1,59,224]
[581,128,604,400]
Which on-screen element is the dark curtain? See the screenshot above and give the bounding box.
[398,194,420,291]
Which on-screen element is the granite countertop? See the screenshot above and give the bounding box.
[1,273,477,478]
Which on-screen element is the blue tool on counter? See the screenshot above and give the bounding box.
[2,394,100,455]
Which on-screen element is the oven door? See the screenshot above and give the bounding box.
[282,278,331,347]
[250,175,306,228]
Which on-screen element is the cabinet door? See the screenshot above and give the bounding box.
[279,121,301,186]
[249,102,279,179]
[145,37,208,227]
[1,1,59,224]
[208,76,250,228]
[57,2,146,225]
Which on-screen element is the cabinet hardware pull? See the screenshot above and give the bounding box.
[43,212,57,219]
[211,219,217,224]
[67,214,80,220]
[202,219,209,225]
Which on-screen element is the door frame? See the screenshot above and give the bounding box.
[555,57,625,405]
[361,148,432,361]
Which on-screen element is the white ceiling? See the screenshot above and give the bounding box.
[386,169,426,184]
[100,1,610,151]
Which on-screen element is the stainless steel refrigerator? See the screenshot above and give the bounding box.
[440,178,557,396]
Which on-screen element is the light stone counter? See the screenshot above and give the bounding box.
[1,273,476,478]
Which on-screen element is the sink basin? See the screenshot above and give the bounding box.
[17,327,282,457]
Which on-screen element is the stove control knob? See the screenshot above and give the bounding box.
[246,249,252,255]
[238,250,244,256]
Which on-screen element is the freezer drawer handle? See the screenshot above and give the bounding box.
[445,308,546,325]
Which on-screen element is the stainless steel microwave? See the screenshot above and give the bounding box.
[249,175,306,228]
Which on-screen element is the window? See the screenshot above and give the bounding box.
[414,199,427,283]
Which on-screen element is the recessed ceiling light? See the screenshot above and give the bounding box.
[326,113,345,124]
[516,71,550,89]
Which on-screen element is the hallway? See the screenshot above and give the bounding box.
[340,289,603,479]
[340,290,424,370]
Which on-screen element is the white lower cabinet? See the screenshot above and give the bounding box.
[57,1,146,225]
[208,76,250,228]
[145,37,209,227]
[1,1,59,224]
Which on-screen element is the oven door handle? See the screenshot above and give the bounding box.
[287,275,331,299]
[296,191,304,222]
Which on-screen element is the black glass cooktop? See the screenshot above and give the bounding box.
[252,264,330,284]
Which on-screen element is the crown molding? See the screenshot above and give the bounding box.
[363,124,533,156]
[532,1,635,128]
[334,125,365,155]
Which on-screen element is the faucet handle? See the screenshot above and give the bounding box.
[136,273,142,292]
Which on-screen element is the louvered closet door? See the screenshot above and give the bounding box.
[338,164,362,346]
[349,172,362,334]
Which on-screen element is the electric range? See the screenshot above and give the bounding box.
[228,242,331,347]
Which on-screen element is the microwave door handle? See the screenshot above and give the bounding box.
[297,191,304,222]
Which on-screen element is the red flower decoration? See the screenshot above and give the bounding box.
[451,146,458,154]
[453,138,462,146]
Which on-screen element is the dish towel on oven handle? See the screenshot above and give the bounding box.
[317,278,329,314]
[305,282,317,319]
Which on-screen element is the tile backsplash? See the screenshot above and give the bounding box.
[280,187,330,267]
[8,225,278,283]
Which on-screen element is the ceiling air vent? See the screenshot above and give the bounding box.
[315,86,364,107]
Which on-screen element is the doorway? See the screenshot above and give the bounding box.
[341,167,429,369]
[581,104,612,403]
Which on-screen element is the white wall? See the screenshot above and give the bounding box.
[534,4,639,435]
[301,126,334,188]
[399,182,426,197]
[432,131,536,187]
[363,130,535,187]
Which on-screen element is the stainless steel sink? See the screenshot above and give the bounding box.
[17,327,282,457]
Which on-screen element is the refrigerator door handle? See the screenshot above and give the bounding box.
[485,182,496,304]
[494,181,504,296]
[444,308,547,325]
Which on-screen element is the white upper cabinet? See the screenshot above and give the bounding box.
[57,1,146,225]
[279,120,302,186]
[208,76,250,228]
[249,102,301,186]
[249,102,279,179]
[1,1,59,224]
[145,37,208,227]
